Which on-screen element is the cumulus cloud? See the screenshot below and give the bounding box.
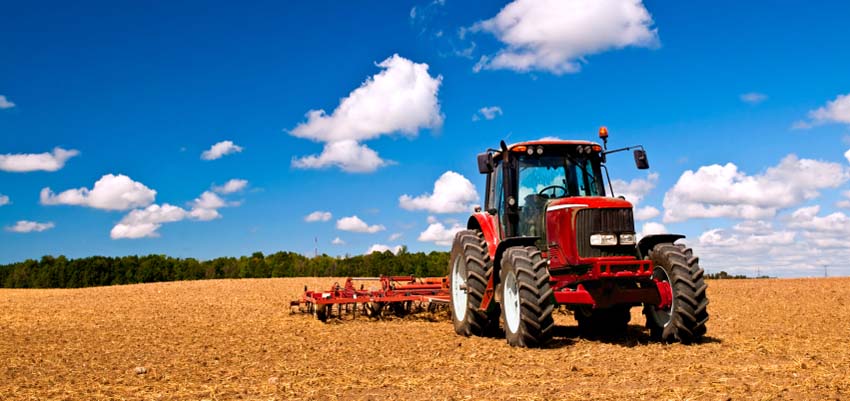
[292,140,390,173]
[110,204,188,239]
[305,211,332,222]
[212,179,248,194]
[111,185,242,239]
[740,92,767,104]
[41,174,157,211]
[388,232,403,241]
[332,237,346,245]
[634,206,660,221]
[418,221,464,246]
[470,0,659,74]
[288,54,443,173]
[0,194,9,206]
[0,147,79,173]
[612,172,658,204]
[472,106,503,121]
[367,244,403,255]
[637,221,667,239]
[188,191,230,221]
[0,95,15,109]
[399,171,479,213]
[337,215,385,233]
[794,94,850,129]
[662,155,848,222]
[201,140,243,160]
[6,220,54,233]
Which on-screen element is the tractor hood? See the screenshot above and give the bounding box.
[545,196,634,211]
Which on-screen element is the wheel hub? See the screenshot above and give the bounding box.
[451,257,468,322]
[503,271,520,333]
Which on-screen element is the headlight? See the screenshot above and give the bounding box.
[619,233,636,245]
[590,234,618,246]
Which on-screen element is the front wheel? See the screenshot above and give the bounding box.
[500,246,554,348]
[643,243,709,343]
[449,230,500,336]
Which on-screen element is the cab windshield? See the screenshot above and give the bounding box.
[517,154,601,208]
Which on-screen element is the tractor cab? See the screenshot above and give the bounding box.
[476,130,649,243]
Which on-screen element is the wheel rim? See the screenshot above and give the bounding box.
[503,271,520,334]
[652,266,674,327]
[451,256,468,322]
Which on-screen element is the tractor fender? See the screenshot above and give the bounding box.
[467,213,500,258]
[637,234,686,259]
[493,236,540,277]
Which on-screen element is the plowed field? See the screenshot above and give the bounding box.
[1,277,849,400]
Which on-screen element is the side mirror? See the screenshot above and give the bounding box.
[477,152,493,174]
[634,149,650,170]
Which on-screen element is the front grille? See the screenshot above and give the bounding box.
[575,208,636,258]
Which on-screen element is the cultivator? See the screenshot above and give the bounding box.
[290,275,450,321]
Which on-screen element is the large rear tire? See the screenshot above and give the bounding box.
[500,246,554,348]
[449,230,500,336]
[643,243,709,343]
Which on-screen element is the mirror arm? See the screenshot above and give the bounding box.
[603,144,645,155]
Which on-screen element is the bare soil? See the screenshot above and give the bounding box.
[1,277,849,400]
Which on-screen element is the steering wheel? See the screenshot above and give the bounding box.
[538,185,567,198]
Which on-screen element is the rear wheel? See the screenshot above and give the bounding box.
[643,243,709,343]
[449,230,500,336]
[500,246,554,347]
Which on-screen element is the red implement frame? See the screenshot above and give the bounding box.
[291,275,450,320]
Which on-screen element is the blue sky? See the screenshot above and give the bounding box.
[2,0,850,277]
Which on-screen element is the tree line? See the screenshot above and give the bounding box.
[0,248,450,289]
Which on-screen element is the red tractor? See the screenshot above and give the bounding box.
[449,128,708,347]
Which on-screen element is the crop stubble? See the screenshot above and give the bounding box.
[1,277,849,400]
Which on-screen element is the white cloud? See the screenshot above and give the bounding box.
[637,221,667,239]
[0,147,79,172]
[663,155,848,222]
[388,232,403,241]
[292,139,391,173]
[0,194,9,206]
[367,244,403,255]
[337,215,385,233]
[470,0,659,74]
[41,174,156,211]
[212,179,248,194]
[399,171,479,213]
[305,211,332,222]
[0,95,15,109]
[473,106,503,121]
[111,184,242,239]
[634,206,660,221]
[201,140,243,160]
[611,172,658,206]
[110,204,188,239]
[6,220,54,233]
[288,54,443,173]
[418,220,464,246]
[332,237,346,245]
[188,191,229,221]
[740,92,767,104]
[794,93,850,129]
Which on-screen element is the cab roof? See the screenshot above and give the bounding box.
[508,139,600,149]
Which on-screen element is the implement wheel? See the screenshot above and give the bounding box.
[500,246,554,348]
[449,230,500,336]
[643,243,709,343]
[315,304,330,322]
